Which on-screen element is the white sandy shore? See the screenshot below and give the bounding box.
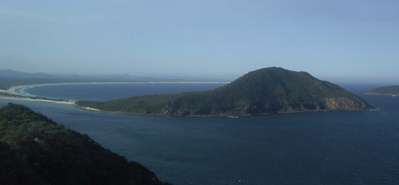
[6,81,227,96]
[81,107,101,111]
[0,81,228,110]
[0,95,76,105]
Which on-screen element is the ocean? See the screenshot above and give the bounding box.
[25,83,224,101]
[1,83,399,185]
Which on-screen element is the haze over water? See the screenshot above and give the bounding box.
[1,0,399,83]
[1,1,399,184]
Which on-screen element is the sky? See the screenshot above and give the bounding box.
[0,0,398,82]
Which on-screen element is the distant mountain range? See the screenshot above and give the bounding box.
[366,86,399,96]
[0,69,56,79]
[0,103,169,185]
[78,67,372,116]
[0,69,224,90]
[0,69,61,89]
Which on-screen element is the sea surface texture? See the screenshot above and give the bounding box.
[1,83,399,185]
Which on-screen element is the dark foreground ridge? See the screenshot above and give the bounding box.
[78,67,372,116]
[0,103,170,185]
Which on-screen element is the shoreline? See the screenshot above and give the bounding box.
[5,81,228,96]
[0,95,76,105]
[0,81,228,110]
[73,105,378,119]
[365,92,398,97]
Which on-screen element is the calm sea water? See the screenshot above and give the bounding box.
[1,84,399,185]
[26,83,224,101]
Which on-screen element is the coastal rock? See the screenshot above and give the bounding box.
[324,97,369,111]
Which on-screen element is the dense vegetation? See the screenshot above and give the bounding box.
[367,86,399,96]
[0,103,169,185]
[78,67,371,116]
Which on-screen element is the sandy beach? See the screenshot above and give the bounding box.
[0,81,227,110]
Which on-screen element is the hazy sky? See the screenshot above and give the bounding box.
[0,0,398,82]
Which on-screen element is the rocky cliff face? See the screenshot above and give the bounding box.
[324,97,370,111]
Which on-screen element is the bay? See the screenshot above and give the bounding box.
[1,83,399,185]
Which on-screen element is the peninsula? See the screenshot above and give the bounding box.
[78,67,372,116]
[366,86,399,97]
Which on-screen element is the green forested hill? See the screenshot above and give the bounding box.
[78,67,371,116]
[0,103,169,185]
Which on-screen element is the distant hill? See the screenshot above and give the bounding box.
[0,69,63,89]
[0,69,225,90]
[0,69,151,89]
[0,103,170,185]
[366,86,399,96]
[78,67,371,116]
[0,69,57,79]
